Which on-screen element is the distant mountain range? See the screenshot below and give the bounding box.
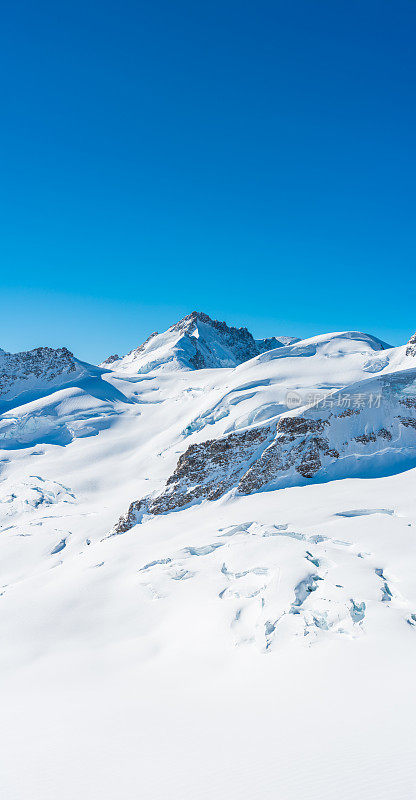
[1,310,415,518]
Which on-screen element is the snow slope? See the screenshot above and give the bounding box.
[1,318,416,800]
[0,347,132,448]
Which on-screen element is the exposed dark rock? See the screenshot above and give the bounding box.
[101,354,120,365]
[150,424,274,514]
[398,417,416,429]
[277,416,329,438]
[172,311,263,367]
[355,432,377,444]
[296,439,324,478]
[112,500,146,535]
[338,407,361,417]
[238,421,336,492]
[400,397,416,409]
[326,448,340,458]
[188,347,207,370]
[406,332,416,357]
[132,332,159,354]
[377,428,392,440]
[111,424,275,532]
[0,346,77,397]
[256,336,286,353]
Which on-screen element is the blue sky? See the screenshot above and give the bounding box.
[1,0,415,362]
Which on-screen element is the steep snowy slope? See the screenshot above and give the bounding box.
[101,311,290,372]
[1,321,416,800]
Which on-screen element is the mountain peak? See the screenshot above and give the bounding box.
[172,310,250,335]
[102,312,288,373]
[0,345,82,403]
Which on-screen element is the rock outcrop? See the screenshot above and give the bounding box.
[0,346,78,399]
[101,354,120,366]
[238,417,334,492]
[151,424,274,513]
[112,424,275,533]
[406,332,416,357]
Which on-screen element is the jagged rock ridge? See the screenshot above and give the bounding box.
[0,346,79,400]
[406,332,416,357]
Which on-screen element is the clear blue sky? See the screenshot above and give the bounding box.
[1,0,415,363]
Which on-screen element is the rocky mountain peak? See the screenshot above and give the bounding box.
[0,345,80,401]
[172,310,254,339]
[172,311,261,367]
[101,312,291,373]
[406,332,416,356]
[101,353,121,366]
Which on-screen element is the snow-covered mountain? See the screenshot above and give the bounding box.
[0,346,130,448]
[1,315,416,800]
[100,311,297,372]
[0,346,81,403]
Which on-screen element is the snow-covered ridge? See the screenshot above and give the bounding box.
[0,346,85,403]
[101,311,296,372]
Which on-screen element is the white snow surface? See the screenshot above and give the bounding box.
[1,320,416,800]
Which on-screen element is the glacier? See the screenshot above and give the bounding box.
[0,312,415,800]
